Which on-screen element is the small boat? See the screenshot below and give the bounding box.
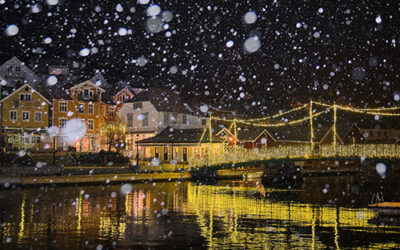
[216,168,264,180]
[369,192,400,215]
[242,171,264,180]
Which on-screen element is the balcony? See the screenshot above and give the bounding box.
[77,94,100,101]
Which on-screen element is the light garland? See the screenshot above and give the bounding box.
[236,102,309,122]
[337,106,400,116]
[234,108,330,127]
[197,100,400,152]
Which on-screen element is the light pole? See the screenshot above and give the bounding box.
[53,136,56,167]
[136,134,140,168]
[171,136,174,161]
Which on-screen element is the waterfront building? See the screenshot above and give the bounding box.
[137,126,224,164]
[343,120,400,144]
[0,83,51,151]
[118,87,208,157]
[62,79,111,152]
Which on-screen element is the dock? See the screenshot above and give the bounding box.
[0,172,191,187]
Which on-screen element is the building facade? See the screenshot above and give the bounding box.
[0,83,51,151]
[118,87,208,157]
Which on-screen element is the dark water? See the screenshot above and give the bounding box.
[1,175,400,249]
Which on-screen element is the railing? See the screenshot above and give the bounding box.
[189,144,400,168]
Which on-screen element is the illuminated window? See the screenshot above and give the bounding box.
[182,115,187,124]
[88,119,94,130]
[163,147,168,160]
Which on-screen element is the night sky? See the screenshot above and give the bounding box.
[0,0,399,115]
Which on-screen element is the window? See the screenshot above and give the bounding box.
[133,102,142,110]
[20,93,32,101]
[163,113,169,125]
[202,119,207,125]
[172,113,178,124]
[32,136,41,143]
[10,110,17,120]
[35,112,42,121]
[22,111,29,121]
[142,112,149,126]
[59,118,67,128]
[59,101,68,112]
[7,66,12,72]
[78,103,84,113]
[88,104,94,114]
[127,113,133,127]
[88,119,94,130]
[183,148,188,162]
[15,66,20,72]
[109,107,114,117]
[119,95,123,102]
[155,147,159,158]
[163,147,168,160]
[182,115,187,124]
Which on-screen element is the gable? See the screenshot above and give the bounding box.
[69,80,105,92]
[0,83,51,105]
[0,57,40,85]
[319,126,344,144]
[253,130,276,143]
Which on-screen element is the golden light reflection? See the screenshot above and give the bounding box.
[186,182,400,249]
[2,182,400,249]
[17,194,26,243]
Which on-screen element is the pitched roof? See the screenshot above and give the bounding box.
[0,83,52,105]
[45,84,73,100]
[126,87,193,114]
[101,83,137,105]
[90,73,111,89]
[0,56,41,88]
[138,126,224,144]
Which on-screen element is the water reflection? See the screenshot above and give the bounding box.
[1,176,400,249]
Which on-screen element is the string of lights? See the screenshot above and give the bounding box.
[234,108,330,127]
[236,103,309,122]
[197,100,400,155]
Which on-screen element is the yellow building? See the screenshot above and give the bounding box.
[137,127,224,165]
[54,80,112,152]
[0,83,51,151]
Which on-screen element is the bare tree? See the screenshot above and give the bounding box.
[100,121,126,153]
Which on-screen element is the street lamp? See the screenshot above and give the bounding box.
[171,136,174,161]
[136,134,140,168]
